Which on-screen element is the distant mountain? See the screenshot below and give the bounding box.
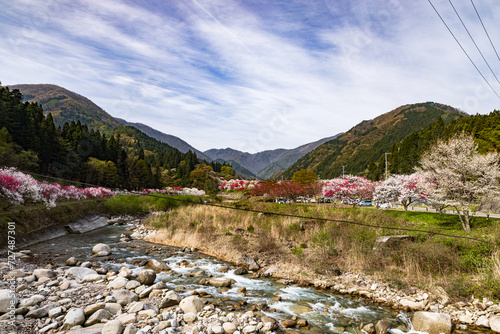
[279,102,465,180]
[204,135,340,179]
[115,118,211,161]
[10,84,122,131]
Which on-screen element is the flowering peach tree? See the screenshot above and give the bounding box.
[322,175,376,206]
[218,179,260,192]
[0,167,113,208]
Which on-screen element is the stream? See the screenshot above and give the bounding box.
[26,222,485,334]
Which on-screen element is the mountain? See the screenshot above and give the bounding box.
[204,135,340,179]
[115,118,211,161]
[10,84,122,131]
[9,84,210,161]
[279,102,465,180]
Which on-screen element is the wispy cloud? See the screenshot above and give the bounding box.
[0,0,499,152]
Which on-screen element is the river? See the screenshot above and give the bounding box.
[25,222,486,334]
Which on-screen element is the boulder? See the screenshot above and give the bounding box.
[145,259,170,272]
[102,319,124,334]
[234,267,248,275]
[66,267,98,280]
[49,306,63,318]
[92,243,111,255]
[431,286,450,306]
[137,270,156,285]
[223,322,237,334]
[85,309,113,326]
[412,312,452,334]
[475,315,489,327]
[126,280,141,290]
[281,319,297,328]
[375,320,390,334]
[138,286,153,298]
[373,235,413,250]
[62,308,86,330]
[209,277,232,287]
[25,306,49,318]
[109,277,129,290]
[66,257,78,266]
[123,324,139,334]
[490,315,500,332]
[33,269,57,280]
[19,295,45,308]
[112,289,139,304]
[179,296,203,314]
[84,303,105,316]
[160,291,182,308]
[183,312,197,323]
[399,298,424,311]
[236,255,260,271]
[0,289,18,313]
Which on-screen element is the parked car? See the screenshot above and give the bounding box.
[358,200,373,206]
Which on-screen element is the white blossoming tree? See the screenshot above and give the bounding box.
[373,173,424,211]
[418,133,500,233]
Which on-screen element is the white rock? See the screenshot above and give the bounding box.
[179,296,203,314]
[109,277,129,289]
[475,315,489,327]
[183,312,197,323]
[92,243,112,255]
[490,315,500,332]
[102,319,124,334]
[62,308,85,330]
[412,311,452,334]
[66,267,98,280]
[0,289,18,313]
[33,269,57,280]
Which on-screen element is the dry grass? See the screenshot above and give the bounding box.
[144,202,500,301]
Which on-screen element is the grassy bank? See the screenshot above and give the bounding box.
[0,194,201,248]
[145,200,500,301]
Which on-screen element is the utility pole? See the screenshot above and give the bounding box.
[385,152,392,180]
[342,165,346,177]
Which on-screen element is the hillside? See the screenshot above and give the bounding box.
[280,102,465,180]
[204,135,340,178]
[11,84,122,131]
[116,118,211,161]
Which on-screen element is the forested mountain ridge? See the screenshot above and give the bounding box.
[279,102,465,180]
[116,118,211,161]
[11,84,123,131]
[386,109,500,176]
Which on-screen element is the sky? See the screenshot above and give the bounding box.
[1,0,499,153]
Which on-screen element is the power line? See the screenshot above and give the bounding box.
[470,0,500,62]
[448,0,500,85]
[138,191,499,247]
[427,0,500,100]
[8,168,499,247]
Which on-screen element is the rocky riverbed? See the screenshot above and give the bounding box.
[1,216,500,334]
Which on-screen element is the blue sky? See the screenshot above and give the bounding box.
[1,0,499,153]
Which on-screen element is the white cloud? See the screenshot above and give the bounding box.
[0,0,499,153]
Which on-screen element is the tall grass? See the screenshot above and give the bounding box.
[104,194,201,215]
[144,202,500,300]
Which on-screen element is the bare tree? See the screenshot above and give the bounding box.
[418,133,500,233]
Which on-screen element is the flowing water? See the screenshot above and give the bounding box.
[27,223,487,334]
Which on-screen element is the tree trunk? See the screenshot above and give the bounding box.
[455,206,471,233]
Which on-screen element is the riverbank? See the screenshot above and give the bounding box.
[0,216,410,334]
[142,203,500,332]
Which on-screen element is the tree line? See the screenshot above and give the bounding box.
[0,84,234,192]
